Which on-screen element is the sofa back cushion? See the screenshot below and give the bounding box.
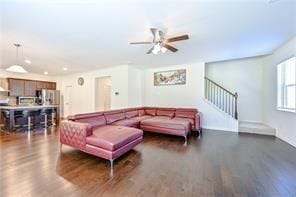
[138,109,146,116]
[104,111,125,124]
[145,109,156,116]
[76,115,106,128]
[156,109,175,118]
[175,108,197,119]
[125,110,138,118]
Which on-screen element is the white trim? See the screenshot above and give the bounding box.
[202,126,238,132]
[276,108,296,113]
[276,133,296,148]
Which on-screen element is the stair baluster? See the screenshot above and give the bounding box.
[205,77,238,120]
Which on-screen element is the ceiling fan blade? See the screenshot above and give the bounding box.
[166,35,189,43]
[130,42,153,44]
[146,46,155,54]
[163,44,178,52]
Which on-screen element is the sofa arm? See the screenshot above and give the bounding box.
[60,120,92,150]
[193,112,201,131]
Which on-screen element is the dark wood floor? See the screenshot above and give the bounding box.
[1,127,296,197]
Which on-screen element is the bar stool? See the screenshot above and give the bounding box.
[20,110,37,131]
[14,111,26,131]
[1,110,10,131]
[40,109,49,128]
[48,108,57,127]
[34,110,44,129]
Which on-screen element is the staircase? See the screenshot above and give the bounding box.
[204,77,238,120]
[239,121,276,136]
[204,77,276,135]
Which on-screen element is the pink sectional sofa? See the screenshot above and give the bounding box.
[60,107,201,168]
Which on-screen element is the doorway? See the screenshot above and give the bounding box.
[95,76,111,111]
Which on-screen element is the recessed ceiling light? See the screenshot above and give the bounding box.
[63,67,68,71]
[44,71,48,75]
[24,59,31,64]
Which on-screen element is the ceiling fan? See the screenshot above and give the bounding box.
[130,28,189,55]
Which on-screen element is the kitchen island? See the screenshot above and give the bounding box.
[0,105,60,132]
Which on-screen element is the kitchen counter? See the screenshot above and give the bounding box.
[0,105,59,110]
[0,105,60,132]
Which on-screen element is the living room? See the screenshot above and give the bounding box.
[1,0,296,196]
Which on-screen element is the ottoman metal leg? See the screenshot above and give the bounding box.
[184,135,188,146]
[110,159,114,177]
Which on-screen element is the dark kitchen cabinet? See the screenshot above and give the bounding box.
[48,82,56,90]
[8,78,25,96]
[24,80,36,96]
[36,81,56,90]
[36,81,46,90]
[8,78,56,97]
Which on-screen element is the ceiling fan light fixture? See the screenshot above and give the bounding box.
[6,65,28,73]
[161,47,167,53]
[154,43,161,51]
[152,48,159,55]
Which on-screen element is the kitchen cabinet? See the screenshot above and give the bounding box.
[24,80,36,96]
[8,78,56,97]
[8,78,25,96]
[36,81,56,90]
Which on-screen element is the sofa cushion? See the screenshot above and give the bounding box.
[86,125,143,151]
[138,109,146,116]
[141,116,190,131]
[145,109,156,116]
[104,112,125,124]
[129,115,153,122]
[173,117,194,125]
[156,109,175,118]
[76,115,106,128]
[175,109,197,119]
[68,112,103,121]
[112,118,140,128]
[125,110,138,119]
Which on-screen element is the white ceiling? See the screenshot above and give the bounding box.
[0,0,295,75]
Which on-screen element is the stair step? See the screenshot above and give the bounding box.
[239,122,276,136]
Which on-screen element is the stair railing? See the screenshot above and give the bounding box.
[204,77,238,120]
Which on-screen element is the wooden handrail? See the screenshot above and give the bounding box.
[204,77,238,120]
[204,77,236,97]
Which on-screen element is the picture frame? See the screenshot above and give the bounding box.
[154,69,186,86]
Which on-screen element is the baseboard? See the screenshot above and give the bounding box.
[202,126,238,132]
[276,133,296,148]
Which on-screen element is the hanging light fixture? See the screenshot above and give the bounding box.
[6,43,28,73]
[152,43,161,55]
[161,47,167,53]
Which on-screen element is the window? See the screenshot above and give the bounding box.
[277,57,296,112]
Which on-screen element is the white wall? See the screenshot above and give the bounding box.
[56,65,143,117]
[206,57,264,123]
[143,63,238,132]
[128,66,143,107]
[56,65,129,117]
[262,37,296,147]
[144,63,204,108]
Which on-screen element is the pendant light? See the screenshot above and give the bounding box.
[6,43,28,73]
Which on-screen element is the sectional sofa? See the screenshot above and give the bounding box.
[60,107,201,168]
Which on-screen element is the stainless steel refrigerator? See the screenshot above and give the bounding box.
[36,89,60,105]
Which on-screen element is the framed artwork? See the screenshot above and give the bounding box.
[154,69,186,86]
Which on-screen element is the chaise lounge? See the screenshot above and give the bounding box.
[60,107,201,168]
